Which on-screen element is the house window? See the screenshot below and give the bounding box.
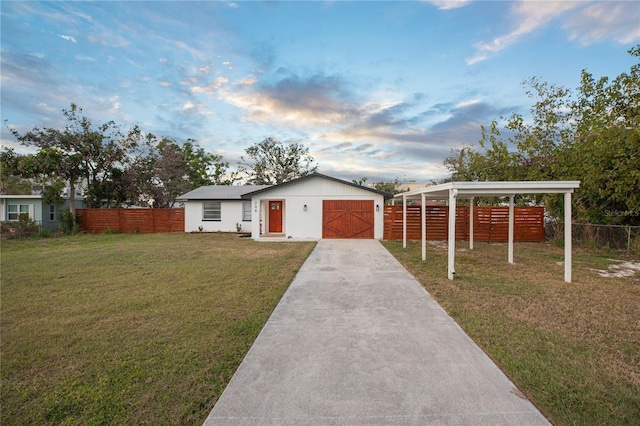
[8,204,31,221]
[49,205,56,221]
[242,201,252,221]
[203,201,221,221]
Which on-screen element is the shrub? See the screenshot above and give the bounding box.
[59,209,81,235]
[37,229,53,238]
[1,214,40,239]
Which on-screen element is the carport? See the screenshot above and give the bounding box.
[395,181,580,283]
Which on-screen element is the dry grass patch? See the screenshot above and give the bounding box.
[1,233,315,425]
[383,240,640,426]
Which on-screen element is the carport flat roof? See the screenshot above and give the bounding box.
[393,180,581,284]
[396,181,581,200]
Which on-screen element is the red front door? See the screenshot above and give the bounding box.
[268,201,283,233]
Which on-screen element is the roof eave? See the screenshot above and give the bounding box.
[240,173,394,200]
[395,181,581,200]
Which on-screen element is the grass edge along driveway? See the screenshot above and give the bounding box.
[1,233,316,425]
[383,240,640,426]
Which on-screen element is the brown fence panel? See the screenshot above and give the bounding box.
[383,205,422,240]
[515,206,545,242]
[76,208,185,233]
[474,207,493,242]
[384,205,543,242]
[153,208,186,233]
[425,206,448,240]
[424,206,469,240]
[384,205,469,240]
[455,206,470,241]
[474,207,509,243]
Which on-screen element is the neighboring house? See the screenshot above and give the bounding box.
[0,194,84,231]
[178,185,271,233]
[180,173,392,240]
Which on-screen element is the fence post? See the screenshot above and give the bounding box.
[628,226,632,252]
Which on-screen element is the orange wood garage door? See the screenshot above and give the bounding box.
[322,200,374,239]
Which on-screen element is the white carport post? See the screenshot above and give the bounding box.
[421,192,426,261]
[402,194,407,248]
[508,195,515,264]
[469,197,474,250]
[565,191,573,283]
[447,189,457,280]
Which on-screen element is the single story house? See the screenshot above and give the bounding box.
[178,184,270,233]
[0,193,84,231]
[179,173,392,240]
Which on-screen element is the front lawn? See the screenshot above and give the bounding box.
[3,233,638,425]
[1,233,315,425]
[383,240,640,426]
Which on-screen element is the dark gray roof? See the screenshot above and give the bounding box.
[177,185,271,200]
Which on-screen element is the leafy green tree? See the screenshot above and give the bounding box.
[564,46,640,224]
[7,105,236,209]
[373,180,404,195]
[352,177,367,186]
[182,140,238,187]
[238,138,318,185]
[127,136,236,208]
[9,104,128,213]
[0,148,32,194]
[41,179,66,207]
[445,45,640,225]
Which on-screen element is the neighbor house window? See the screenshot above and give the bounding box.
[203,201,221,221]
[8,204,31,221]
[242,201,251,221]
[49,205,56,221]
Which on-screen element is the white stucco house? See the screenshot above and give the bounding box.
[178,173,392,240]
[178,184,270,233]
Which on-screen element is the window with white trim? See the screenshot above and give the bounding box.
[242,201,252,221]
[203,201,221,221]
[8,204,31,221]
[49,205,56,221]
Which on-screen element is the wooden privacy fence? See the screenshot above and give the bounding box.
[76,208,184,233]
[383,205,544,242]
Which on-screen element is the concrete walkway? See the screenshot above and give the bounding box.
[203,240,550,425]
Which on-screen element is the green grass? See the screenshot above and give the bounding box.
[4,234,639,425]
[383,240,640,426]
[1,233,315,425]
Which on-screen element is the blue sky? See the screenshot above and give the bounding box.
[2,1,638,183]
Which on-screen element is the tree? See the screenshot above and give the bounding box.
[7,104,237,210]
[565,46,640,224]
[9,104,129,214]
[0,148,32,194]
[373,180,404,195]
[182,140,238,187]
[445,45,640,225]
[118,134,236,208]
[151,138,190,208]
[352,177,367,186]
[238,138,318,185]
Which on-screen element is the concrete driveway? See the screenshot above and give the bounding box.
[203,239,550,425]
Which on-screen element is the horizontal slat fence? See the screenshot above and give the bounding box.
[76,208,184,233]
[384,205,543,242]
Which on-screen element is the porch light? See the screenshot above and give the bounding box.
[376,204,380,212]
[303,204,308,212]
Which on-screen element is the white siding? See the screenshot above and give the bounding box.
[249,176,385,240]
[184,200,252,232]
